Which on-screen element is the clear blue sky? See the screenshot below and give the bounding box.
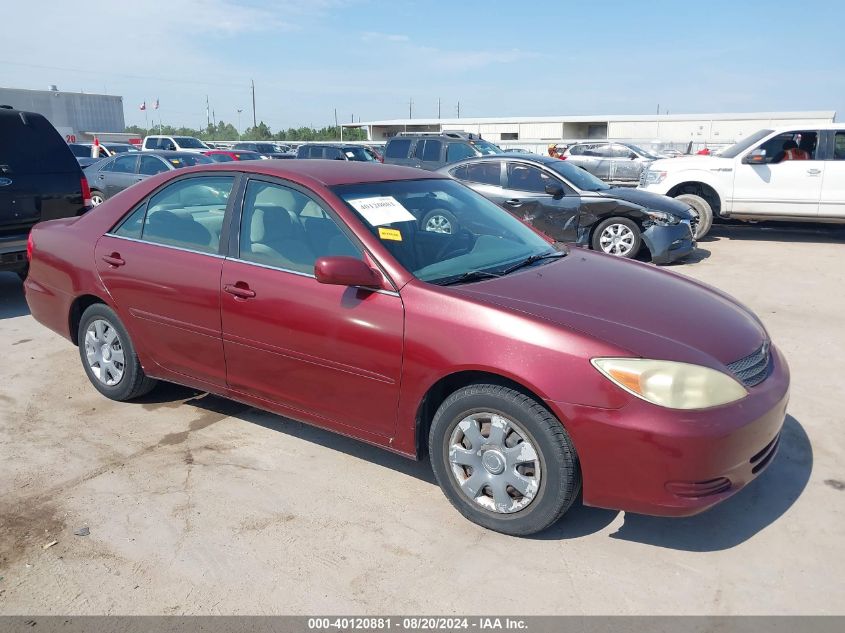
[3,0,842,131]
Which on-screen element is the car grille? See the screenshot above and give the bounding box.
[727,342,771,387]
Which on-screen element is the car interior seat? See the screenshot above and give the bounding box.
[247,206,315,272]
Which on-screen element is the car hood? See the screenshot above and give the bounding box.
[593,187,694,218]
[450,249,766,368]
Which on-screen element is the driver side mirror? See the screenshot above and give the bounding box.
[742,149,767,165]
[544,182,565,199]
[314,256,382,289]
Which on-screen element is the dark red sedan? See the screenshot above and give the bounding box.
[24,161,789,535]
[203,149,264,162]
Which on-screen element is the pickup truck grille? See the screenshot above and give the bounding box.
[727,343,771,387]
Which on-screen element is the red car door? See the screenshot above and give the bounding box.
[220,179,404,438]
[95,175,237,387]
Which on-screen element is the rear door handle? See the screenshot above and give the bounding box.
[101,253,125,267]
[505,199,523,208]
[807,168,821,175]
[97,174,105,180]
[224,283,256,299]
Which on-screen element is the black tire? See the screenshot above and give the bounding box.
[591,216,642,259]
[421,208,460,235]
[675,193,713,239]
[77,303,157,401]
[429,384,581,536]
[90,190,106,207]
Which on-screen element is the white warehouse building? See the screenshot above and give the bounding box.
[346,111,836,153]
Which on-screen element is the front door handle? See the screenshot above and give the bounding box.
[807,168,821,175]
[101,253,125,267]
[97,174,105,180]
[505,199,522,208]
[224,282,256,299]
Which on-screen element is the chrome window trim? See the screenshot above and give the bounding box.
[102,233,225,259]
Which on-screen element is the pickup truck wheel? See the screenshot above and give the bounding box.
[90,191,105,206]
[675,193,713,239]
[77,304,157,401]
[591,217,641,258]
[429,384,581,536]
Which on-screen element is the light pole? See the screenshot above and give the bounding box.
[237,109,243,139]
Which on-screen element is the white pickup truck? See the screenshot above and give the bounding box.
[639,124,845,238]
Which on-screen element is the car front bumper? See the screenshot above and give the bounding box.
[643,220,695,264]
[547,344,790,517]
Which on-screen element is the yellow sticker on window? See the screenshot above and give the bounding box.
[378,227,402,241]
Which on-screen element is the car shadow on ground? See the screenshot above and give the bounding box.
[536,415,811,551]
[155,386,810,551]
[0,273,30,320]
[701,221,845,244]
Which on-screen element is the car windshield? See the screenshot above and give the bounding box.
[106,144,137,153]
[332,179,558,285]
[173,136,209,149]
[470,139,504,155]
[208,153,234,162]
[547,161,611,191]
[343,147,376,161]
[626,143,660,159]
[252,143,277,153]
[718,129,774,158]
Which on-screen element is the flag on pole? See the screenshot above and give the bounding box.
[153,98,159,110]
[139,101,146,111]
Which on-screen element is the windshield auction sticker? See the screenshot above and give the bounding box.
[377,227,402,241]
[348,196,416,226]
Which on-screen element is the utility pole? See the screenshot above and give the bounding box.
[409,97,413,119]
[335,108,342,141]
[237,109,243,139]
[251,79,257,128]
[657,104,660,115]
[438,98,441,119]
[206,95,210,130]
[456,101,461,118]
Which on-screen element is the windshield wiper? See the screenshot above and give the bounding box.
[500,251,566,275]
[436,270,502,286]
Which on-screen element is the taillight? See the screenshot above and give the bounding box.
[81,177,92,208]
[26,231,34,262]
[559,156,567,160]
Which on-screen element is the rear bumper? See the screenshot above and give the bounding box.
[0,235,28,272]
[547,344,790,517]
[643,221,695,264]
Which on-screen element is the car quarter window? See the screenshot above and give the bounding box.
[238,180,361,274]
[834,132,845,160]
[447,142,476,162]
[506,163,553,193]
[118,176,234,254]
[139,155,169,176]
[463,162,501,186]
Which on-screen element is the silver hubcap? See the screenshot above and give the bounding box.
[448,412,541,514]
[84,319,125,386]
[91,195,104,206]
[425,215,452,234]
[599,223,636,256]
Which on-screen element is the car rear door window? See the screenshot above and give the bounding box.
[324,147,343,160]
[133,176,234,254]
[447,142,476,162]
[139,155,170,176]
[421,139,443,162]
[611,144,633,158]
[464,162,501,186]
[385,139,412,159]
[833,132,845,160]
[238,180,361,274]
[110,154,139,174]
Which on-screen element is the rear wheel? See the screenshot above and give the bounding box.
[675,193,713,239]
[90,190,105,206]
[591,217,642,258]
[429,384,581,536]
[77,304,157,401]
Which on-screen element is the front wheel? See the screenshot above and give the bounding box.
[429,384,581,536]
[674,193,713,239]
[591,217,642,258]
[78,303,157,401]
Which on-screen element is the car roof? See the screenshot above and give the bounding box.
[436,154,561,171]
[180,159,447,186]
[141,150,208,158]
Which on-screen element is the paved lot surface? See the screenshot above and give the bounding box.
[1,223,843,615]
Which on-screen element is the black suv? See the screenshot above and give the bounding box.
[383,131,502,170]
[296,143,377,161]
[1,106,88,278]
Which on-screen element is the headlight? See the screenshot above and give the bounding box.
[645,210,680,226]
[644,170,667,185]
[591,358,747,409]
